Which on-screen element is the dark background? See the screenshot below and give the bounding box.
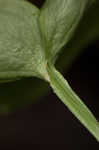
[0,0,99,149]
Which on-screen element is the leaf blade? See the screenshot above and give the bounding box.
[0,0,48,81]
[40,0,88,62]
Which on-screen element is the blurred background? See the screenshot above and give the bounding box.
[0,0,99,149]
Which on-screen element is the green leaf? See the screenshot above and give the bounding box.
[0,0,48,81]
[0,0,99,112]
[0,0,99,142]
[40,0,88,62]
[57,0,99,71]
[47,64,99,142]
[0,0,90,82]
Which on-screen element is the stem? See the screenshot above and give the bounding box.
[47,64,99,142]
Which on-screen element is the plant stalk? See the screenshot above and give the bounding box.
[47,64,99,142]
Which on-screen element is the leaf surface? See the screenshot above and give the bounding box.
[0,0,48,81]
[40,0,88,62]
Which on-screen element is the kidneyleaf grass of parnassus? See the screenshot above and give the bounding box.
[0,0,99,141]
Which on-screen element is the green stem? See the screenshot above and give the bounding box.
[47,64,99,142]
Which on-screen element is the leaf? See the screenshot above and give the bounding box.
[39,0,99,141]
[57,0,99,71]
[0,0,90,82]
[39,0,88,62]
[1,0,99,111]
[0,0,99,141]
[0,0,48,81]
[0,0,99,112]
